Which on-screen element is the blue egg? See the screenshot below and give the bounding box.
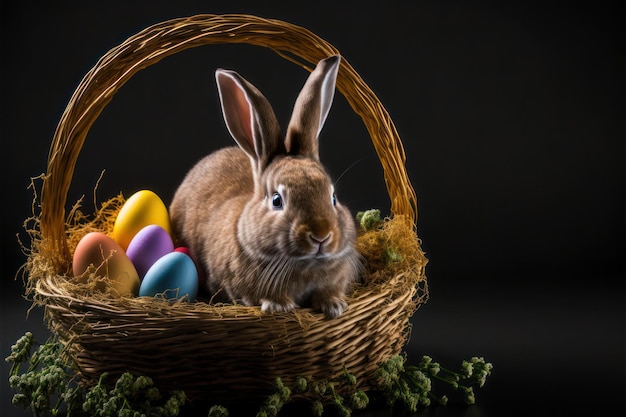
[139,252,198,301]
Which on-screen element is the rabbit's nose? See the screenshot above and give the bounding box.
[309,232,332,245]
[309,232,333,255]
[310,232,334,257]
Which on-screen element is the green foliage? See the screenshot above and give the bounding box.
[374,354,494,412]
[6,332,492,416]
[81,372,185,417]
[6,332,80,416]
[6,333,185,417]
[356,209,382,231]
[207,404,229,417]
[256,377,291,417]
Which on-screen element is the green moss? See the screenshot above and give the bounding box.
[356,209,381,231]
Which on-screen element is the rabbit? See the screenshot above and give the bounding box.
[169,55,362,318]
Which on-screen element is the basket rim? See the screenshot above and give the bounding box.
[37,13,418,273]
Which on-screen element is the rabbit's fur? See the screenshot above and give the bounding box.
[170,56,361,318]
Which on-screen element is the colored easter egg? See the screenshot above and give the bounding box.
[126,225,174,279]
[112,190,172,250]
[72,232,140,297]
[139,252,198,301]
[174,246,203,281]
[174,247,191,256]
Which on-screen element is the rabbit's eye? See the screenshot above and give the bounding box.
[272,192,284,210]
[332,193,337,206]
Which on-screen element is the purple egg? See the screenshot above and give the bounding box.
[126,224,174,278]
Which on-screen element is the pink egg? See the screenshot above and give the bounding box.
[126,225,174,279]
[174,247,191,256]
[72,232,140,297]
[174,247,203,279]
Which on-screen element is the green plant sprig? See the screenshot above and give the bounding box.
[6,332,185,417]
[6,331,81,416]
[252,368,370,417]
[374,354,493,413]
[81,371,185,417]
[305,367,370,417]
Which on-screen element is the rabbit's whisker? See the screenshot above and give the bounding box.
[334,157,364,186]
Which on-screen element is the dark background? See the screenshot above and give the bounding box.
[1,1,624,416]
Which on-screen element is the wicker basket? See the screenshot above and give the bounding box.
[27,14,428,404]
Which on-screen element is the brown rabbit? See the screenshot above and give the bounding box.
[169,55,361,318]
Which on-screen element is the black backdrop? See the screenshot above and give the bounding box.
[2,1,624,416]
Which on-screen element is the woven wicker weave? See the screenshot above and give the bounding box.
[27,14,428,402]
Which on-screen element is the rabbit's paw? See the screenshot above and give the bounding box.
[260,299,299,314]
[319,297,348,319]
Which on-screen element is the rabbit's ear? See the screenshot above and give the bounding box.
[215,69,285,170]
[285,55,341,160]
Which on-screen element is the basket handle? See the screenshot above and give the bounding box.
[40,14,418,272]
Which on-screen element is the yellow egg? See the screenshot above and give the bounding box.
[72,232,140,297]
[112,190,172,251]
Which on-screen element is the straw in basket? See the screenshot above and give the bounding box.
[24,14,428,404]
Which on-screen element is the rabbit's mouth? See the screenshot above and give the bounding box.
[304,239,338,260]
[313,251,330,260]
[287,249,334,263]
[299,245,348,262]
[289,252,330,262]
